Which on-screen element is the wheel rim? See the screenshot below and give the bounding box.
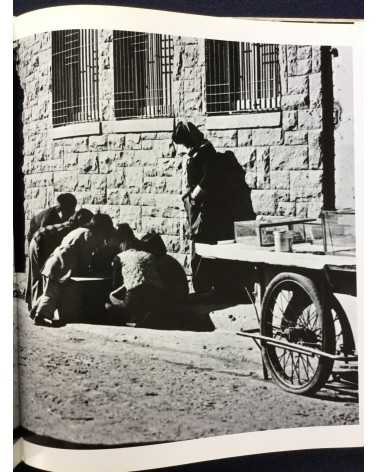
[264,281,324,390]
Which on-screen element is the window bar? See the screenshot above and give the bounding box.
[80,30,85,122]
[252,43,257,110]
[262,44,267,110]
[162,35,166,116]
[95,30,99,121]
[242,43,247,111]
[67,30,72,123]
[245,43,251,111]
[267,44,271,109]
[268,44,273,109]
[157,35,163,117]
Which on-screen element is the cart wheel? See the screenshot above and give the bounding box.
[330,294,355,356]
[261,273,335,395]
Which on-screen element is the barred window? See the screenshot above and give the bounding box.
[52,30,99,127]
[205,40,281,114]
[113,31,174,119]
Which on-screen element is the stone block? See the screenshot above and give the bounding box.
[270,171,290,189]
[63,153,78,169]
[308,130,323,169]
[107,188,130,206]
[297,46,312,61]
[237,129,253,147]
[234,147,255,168]
[119,206,142,229]
[276,201,296,216]
[309,72,322,108]
[125,133,141,150]
[312,47,321,73]
[24,172,53,188]
[115,151,135,167]
[252,128,283,146]
[270,145,308,170]
[143,176,182,194]
[295,201,309,218]
[78,175,91,191]
[53,144,65,161]
[54,171,78,192]
[253,147,270,189]
[124,167,143,192]
[108,134,125,150]
[78,153,99,174]
[292,58,312,76]
[141,217,181,236]
[78,191,106,205]
[155,139,176,158]
[141,139,154,150]
[282,110,297,131]
[144,158,182,178]
[133,150,159,167]
[106,169,126,189]
[307,200,323,218]
[287,75,309,96]
[71,137,89,153]
[98,152,115,174]
[298,108,323,130]
[89,135,107,151]
[281,93,309,110]
[284,130,308,145]
[290,171,322,200]
[90,174,107,192]
[250,190,276,214]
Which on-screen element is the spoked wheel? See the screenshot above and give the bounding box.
[261,273,336,395]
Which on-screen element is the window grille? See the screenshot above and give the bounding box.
[205,40,281,114]
[52,30,99,127]
[113,31,174,119]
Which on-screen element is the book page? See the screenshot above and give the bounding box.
[13,5,363,471]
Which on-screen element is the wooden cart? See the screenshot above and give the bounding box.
[195,242,357,395]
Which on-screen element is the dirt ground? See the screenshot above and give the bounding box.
[15,297,359,446]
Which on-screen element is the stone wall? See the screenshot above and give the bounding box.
[15,32,328,270]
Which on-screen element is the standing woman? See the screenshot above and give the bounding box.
[33,213,114,326]
[172,121,234,293]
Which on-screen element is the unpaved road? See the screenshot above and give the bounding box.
[15,298,359,446]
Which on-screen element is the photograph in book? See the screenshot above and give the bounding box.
[13,28,358,446]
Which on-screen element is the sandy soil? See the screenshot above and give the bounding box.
[16,299,359,446]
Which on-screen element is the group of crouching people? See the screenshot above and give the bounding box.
[26,194,188,327]
[25,121,256,327]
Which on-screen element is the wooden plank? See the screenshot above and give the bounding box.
[195,242,356,270]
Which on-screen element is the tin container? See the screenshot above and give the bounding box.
[274,230,293,252]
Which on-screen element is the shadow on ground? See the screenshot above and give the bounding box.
[64,293,248,333]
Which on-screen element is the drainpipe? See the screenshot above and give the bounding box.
[320,46,336,211]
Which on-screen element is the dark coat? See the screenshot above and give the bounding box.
[27,207,63,242]
[183,141,255,243]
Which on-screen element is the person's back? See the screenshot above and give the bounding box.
[27,207,61,242]
[41,227,94,282]
[117,249,163,292]
[33,221,73,265]
[27,193,78,242]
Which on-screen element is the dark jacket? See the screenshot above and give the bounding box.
[183,141,255,243]
[27,207,63,242]
[183,141,233,243]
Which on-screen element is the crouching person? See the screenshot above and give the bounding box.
[26,208,94,316]
[33,213,114,326]
[107,224,166,327]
